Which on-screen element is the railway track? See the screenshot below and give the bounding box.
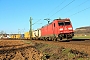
[1,38,90,45]
[33,38,90,45]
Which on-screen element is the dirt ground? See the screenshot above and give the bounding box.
[0,40,90,60]
[0,40,42,60]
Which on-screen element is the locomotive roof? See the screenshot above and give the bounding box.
[41,18,70,28]
[54,18,70,21]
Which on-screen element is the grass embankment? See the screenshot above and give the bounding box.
[73,36,90,39]
[34,43,90,60]
[23,40,90,60]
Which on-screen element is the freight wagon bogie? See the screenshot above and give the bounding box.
[39,36,57,41]
[58,32,74,40]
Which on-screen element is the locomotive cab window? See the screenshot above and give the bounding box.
[65,22,70,25]
[58,22,64,26]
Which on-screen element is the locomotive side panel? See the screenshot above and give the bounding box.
[41,23,53,37]
[48,23,53,36]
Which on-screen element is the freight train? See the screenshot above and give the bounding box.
[7,18,74,41]
[31,18,74,41]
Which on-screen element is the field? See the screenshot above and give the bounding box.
[73,35,90,39]
[0,40,42,60]
[0,39,90,60]
[34,42,90,60]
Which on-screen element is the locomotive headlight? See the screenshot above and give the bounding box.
[68,28,72,30]
[60,28,63,31]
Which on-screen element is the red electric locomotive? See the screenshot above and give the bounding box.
[40,18,74,41]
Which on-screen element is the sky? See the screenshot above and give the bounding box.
[0,0,90,34]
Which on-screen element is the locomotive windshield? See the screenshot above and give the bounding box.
[65,22,70,25]
[58,22,64,26]
[58,21,70,26]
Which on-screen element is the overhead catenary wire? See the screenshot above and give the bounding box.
[33,0,66,25]
[41,0,90,23]
[33,0,75,25]
[32,19,41,25]
[32,0,89,25]
[47,0,66,16]
[68,6,90,17]
[49,0,75,18]
[32,0,77,28]
[63,0,89,14]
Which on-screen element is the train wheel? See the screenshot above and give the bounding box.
[45,38,48,41]
[60,37,62,40]
[53,38,55,41]
[56,37,60,42]
[52,38,54,41]
[48,37,51,41]
[43,37,46,41]
[53,38,57,41]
